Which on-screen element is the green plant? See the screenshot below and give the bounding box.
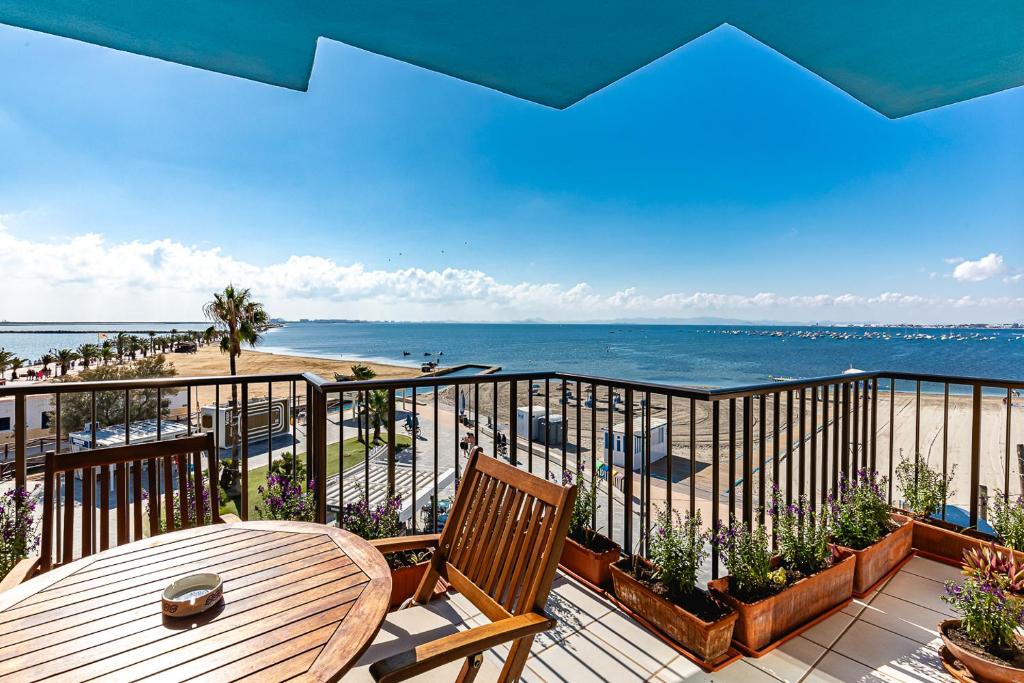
[714,516,785,600]
[895,453,955,519]
[991,492,1024,551]
[0,487,38,580]
[943,577,1024,651]
[255,474,316,522]
[649,507,708,600]
[829,469,894,550]
[269,452,306,484]
[962,542,1024,594]
[557,466,597,544]
[771,487,832,575]
[341,496,403,541]
[144,476,213,531]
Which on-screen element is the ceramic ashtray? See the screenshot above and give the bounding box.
[161,573,224,617]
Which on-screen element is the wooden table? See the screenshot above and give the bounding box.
[0,520,391,682]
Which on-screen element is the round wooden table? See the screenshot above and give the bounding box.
[0,520,391,682]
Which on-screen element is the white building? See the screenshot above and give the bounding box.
[0,394,54,436]
[602,417,668,470]
[515,406,563,445]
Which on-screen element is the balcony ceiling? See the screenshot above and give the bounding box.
[2,2,1023,117]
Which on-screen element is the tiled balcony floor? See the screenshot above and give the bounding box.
[370,555,958,682]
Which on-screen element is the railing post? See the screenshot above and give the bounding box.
[742,395,753,528]
[841,382,851,480]
[317,387,328,523]
[969,385,982,528]
[623,387,634,555]
[14,395,26,491]
[387,388,396,498]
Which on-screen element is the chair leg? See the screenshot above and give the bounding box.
[456,653,484,683]
[497,634,535,682]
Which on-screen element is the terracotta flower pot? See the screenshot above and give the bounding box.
[940,619,1024,683]
[835,514,913,597]
[388,561,447,609]
[610,559,737,663]
[708,551,856,653]
[560,534,621,588]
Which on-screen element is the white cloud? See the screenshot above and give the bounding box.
[951,253,1006,282]
[1,222,1022,322]
[944,257,965,265]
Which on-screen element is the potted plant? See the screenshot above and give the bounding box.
[708,491,855,654]
[894,453,968,565]
[219,457,242,498]
[255,474,316,522]
[609,509,737,664]
[830,469,912,596]
[341,496,442,609]
[557,467,621,587]
[0,486,38,582]
[940,544,1024,682]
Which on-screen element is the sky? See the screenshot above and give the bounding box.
[0,23,1022,324]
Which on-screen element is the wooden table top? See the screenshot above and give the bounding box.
[0,520,392,682]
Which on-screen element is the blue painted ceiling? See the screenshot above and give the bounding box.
[1,1,1023,117]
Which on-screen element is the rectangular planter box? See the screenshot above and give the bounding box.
[836,514,913,597]
[559,534,621,588]
[708,551,855,654]
[388,561,447,609]
[610,559,737,663]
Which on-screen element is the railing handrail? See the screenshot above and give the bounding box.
[0,372,310,397]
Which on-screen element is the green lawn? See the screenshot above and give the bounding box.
[224,433,413,519]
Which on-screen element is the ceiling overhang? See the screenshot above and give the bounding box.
[2,2,1023,117]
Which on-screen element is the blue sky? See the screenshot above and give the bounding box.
[0,23,1021,322]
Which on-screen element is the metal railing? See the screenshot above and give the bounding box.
[3,367,1022,576]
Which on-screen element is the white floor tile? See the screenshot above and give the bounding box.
[879,571,954,616]
[858,592,946,644]
[745,636,824,682]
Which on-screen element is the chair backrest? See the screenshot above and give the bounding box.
[421,448,577,620]
[40,432,221,571]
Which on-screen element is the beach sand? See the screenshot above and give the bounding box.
[168,345,420,382]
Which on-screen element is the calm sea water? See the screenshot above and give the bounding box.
[3,322,1022,389]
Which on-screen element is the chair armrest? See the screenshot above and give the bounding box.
[218,513,243,524]
[369,611,554,683]
[369,534,440,554]
[0,556,41,593]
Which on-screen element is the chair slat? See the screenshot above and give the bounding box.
[464,482,510,583]
[449,474,497,568]
[62,470,74,566]
[500,497,544,610]
[116,462,129,545]
[192,450,205,525]
[99,466,110,551]
[482,489,524,595]
[176,453,191,528]
[163,454,175,532]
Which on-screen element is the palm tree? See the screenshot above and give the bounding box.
[203,285,270,378]
[8,357,25,380]
[52,348,80,376]
[39,352,55,377]
[0,348,14,381]
[115,332,130,364]
[350,364,376,443]
[147,331,156,355]
[76,343,99,370]
[368,389,388,444]
[100,344,116,365]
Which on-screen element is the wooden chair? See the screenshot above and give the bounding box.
[0,432,238,590]
[365,447,577,683]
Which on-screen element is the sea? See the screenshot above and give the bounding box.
[3,321,1021,390]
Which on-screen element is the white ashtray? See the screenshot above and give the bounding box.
[161,573,224,617]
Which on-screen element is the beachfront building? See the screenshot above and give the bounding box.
[515,406,564,445]
[602,417,668,470]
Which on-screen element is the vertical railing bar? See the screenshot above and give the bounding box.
[742,395,753,528]
[607,384,614,545]
[433,385,439,531]
[821,385,829,505]
[799,387,806,500]
[55,393,62,565]
[241,382,249,520]
[95,388,108,553]
[711,401,721,578]
[492,382,498,460]
[772,392,780,549]
[624,387,634,554]
[689,398,696,518]
[888,380,895,505]
[758,393,766,526]
[561,380,568,471]
[969,385,982,527]
[544,378,550,480]
[785,390,793,505]
[841,383,850,481]
[576,379,582,472]
[454,384,461,483]
[290,381,297,479]
[852,381,860,472]
[942,383,949,521]
[1005,387,1012,502]
[387,388,396,498]
[644,390,652,556]
[728,398,736,522]
[832,384,840,492]
[509,381,518,467]
[528,384,533,474]
[914,380,922,462]
[666,395,673,517]
[364,390,371,501]
[474,383,480,446]
[869,378,878,471]
[809,387,817,510]
[338,391,345,528]
[590,383,597,530]
[13,395,26,492]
